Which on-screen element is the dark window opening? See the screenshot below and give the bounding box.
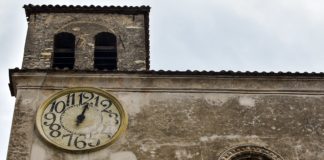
[231,153,272,160]
[53,32,75,69]
[94,32,117,70]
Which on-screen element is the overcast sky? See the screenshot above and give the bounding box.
[1,0,324,159]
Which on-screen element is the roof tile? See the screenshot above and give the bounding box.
[23,4,150,21]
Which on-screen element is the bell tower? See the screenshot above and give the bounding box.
[22,4,150,71]
[8,4,150,160]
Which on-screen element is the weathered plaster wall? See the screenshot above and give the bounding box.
[22,13,147,71]
[7,72,324,160]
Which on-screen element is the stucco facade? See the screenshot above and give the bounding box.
[8,70,324,159]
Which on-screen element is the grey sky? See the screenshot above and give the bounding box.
[1,0,324,159]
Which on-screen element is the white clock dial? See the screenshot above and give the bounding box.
[36,88,128,151]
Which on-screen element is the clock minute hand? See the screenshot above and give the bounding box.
[76,103,89,126]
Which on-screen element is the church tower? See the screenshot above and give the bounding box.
[8,4,324,160]
[8,4,150,159]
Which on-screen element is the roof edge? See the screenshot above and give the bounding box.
[8,68,17,97]
[9,68,324,77]
[23,4,151,21]
[9,68,324,97]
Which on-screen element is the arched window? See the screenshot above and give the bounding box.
[231,153,272,160]
[53,32,75,69]
[218,145,283,160]
[94,32,117,70]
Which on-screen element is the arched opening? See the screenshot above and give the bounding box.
[218,145,283,160]
[53,32,75,69]
[231,153,272,160]
[94,32,117,70]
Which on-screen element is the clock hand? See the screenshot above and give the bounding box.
[76,103,89,126]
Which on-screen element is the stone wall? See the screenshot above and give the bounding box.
[8,71,324,160]
[22,13,147,71]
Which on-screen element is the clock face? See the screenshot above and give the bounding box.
[36,88,128,151]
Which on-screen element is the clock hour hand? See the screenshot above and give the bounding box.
[76,103,89,126]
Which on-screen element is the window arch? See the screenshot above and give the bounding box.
[218,145,284,160]
[53,32,75,69]
[231,153,272,160]
[94,32,117,70]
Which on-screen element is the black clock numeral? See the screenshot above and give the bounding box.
[74,135,87,149]
[101,99,112,112]
[109,112,119,125]
[88,139,100,147]
[79,92,94,105]
[62,134,73,146]
[43,112,56,126]
[49,100,66,113]
[66,93,75,106]
[94,96,100,106]
[105,110,119,125]
[87,133,101,147]
[49,124,61,137]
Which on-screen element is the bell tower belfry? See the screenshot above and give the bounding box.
[22,4,150,71]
